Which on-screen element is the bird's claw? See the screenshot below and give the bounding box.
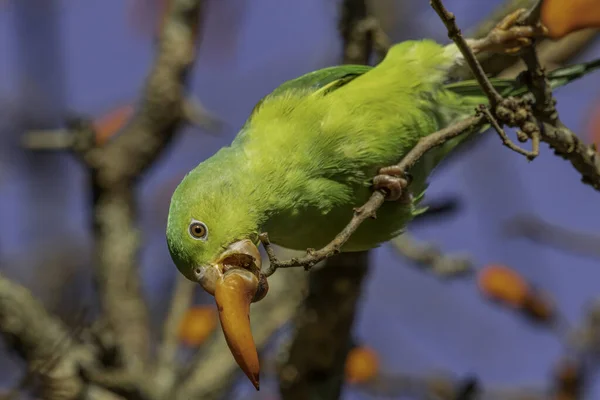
[372,165,412,203]
[470,8,548,55]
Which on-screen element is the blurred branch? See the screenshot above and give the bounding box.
[15,0,207,397]
[174,260,308,400]
[339,0,391,64]
[358,371,546,400]
[0,272,99,400]
[22,96,218,150]
[503,214,600,259]
[569,298,600,357]
[278,252,370,400]
[390,233,473,278]
[393,198,472,278]
[71,0,204,375]
[410,196,462,225]
[21,129,74,150]
[154,276,195,395]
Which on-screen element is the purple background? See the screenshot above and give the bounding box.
[0,0,599,398]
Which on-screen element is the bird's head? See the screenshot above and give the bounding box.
[166,157,268,390]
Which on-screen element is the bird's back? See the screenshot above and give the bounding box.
[234,40,469,250]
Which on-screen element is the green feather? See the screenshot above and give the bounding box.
[243,65,372,128]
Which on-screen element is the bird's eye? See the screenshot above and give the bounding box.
[188,220,208,240]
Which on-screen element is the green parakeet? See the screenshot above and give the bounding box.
[166,35,599,389]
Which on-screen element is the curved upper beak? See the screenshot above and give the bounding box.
[195,239,268,391]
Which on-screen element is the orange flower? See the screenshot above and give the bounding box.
[93,104,135,146]
[345,346,379,384]
[553,358,582,396]
[178,305,218,347]
[477,265,530,308]
[522,289,555,322]
[542,0,600,39]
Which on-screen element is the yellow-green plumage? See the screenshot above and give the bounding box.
[166,39,599,280]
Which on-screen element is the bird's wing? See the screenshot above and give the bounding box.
[242,65,372,128]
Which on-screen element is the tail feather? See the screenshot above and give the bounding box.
[444,57,600,100]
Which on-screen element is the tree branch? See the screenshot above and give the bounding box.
[278,252,370,400]
[390,233,473,278]
[0,272,97,400]
[503,214,600,259]
[519,36,600,190]
[430,0,503,107]
[19,0,207,392]
[430,0,543,162]
[72,0,205,375]
[154,276,195,396]
[21,97,222,151]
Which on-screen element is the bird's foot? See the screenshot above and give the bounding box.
[372,165,412,203]
[468,8,548,55]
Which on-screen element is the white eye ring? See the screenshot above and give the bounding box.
[188,219,208,241]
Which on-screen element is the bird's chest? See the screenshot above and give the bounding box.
[262,203,358,251]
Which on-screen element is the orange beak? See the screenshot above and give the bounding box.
[197,239,268,391]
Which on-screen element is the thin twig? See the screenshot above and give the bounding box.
[431,0,544,161]
[0,273,95,400]
[21,97,221,151]
[390,233,473,278]
[479,105,538,159]
[260,114,485,275]
[157,277,195,366]
[503,214,600,259]
[430,0,503,106]
[154,275,195,394]
[352,16,392,60]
